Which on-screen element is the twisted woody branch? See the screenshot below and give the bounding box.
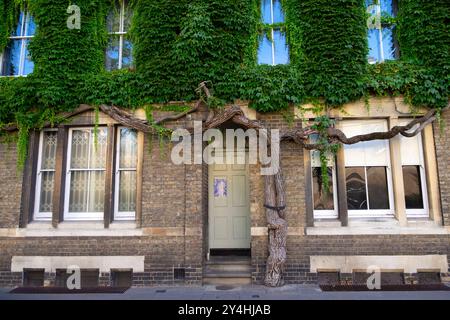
[2,83,448,287]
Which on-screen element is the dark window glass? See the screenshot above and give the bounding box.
[1,40,21,75]
[403,165,424,209]
[346,167,367,210]
[367,166,390,209]
[312,167,334,210]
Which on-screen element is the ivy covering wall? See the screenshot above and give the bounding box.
[0,0,448,164]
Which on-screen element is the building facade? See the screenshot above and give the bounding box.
[0,0,449,288]
[0,98,449,287]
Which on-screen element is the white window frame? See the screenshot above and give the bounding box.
[33,129,57,221]
[259,0,288,66]
[64,127,106,221]
[367,1,397,64]
[0,11,34,77]
[343,120,395,218]
[107,0,129,70]
[114,127,137,221]
[346,165,395,218]
[399,122,429,219]
[311,157,339,220]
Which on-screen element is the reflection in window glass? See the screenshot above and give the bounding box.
[272,0,285,23]
[1,11,35,76]
[346,167,368,210]
[312,167,334,210]
[403,165,424,209]
[273,30,289,65]
[106,0,133,71]
[257,36,273,65]
[258,0,289,65]
[367,166,389,209]
[366,0,398,63]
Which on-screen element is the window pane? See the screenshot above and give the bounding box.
[368,28,381,64]
[25,14,36,36]
[41,131,57,170]
[107,7,121,33]
[12,12,25,36]
[39,172,54,212]
[1,40,22,76]
[382,26,396,60]
[273,0,285,23]
[380,0,394,16]
[261,0,272,24]
[123,2,133,32]
[257,34,273,65]
[346,167,368,210]
[70,130,90,169]
[403,166,424,209]
[312,167,334,210]
[273,29,289,65]
[120,128,137,168]
[119,171,136,212]
[88,171,105,212]
[89,128,108,169]
[122,37,133,69]
[367,166,390,209]
[105,36,120,71]
[22,39,34,75]
[69,171,89,212]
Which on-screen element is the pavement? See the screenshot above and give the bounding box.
[1,284,450,300]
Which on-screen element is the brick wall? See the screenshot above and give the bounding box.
[0,107,449,287]
[0,143,22,228]
[434,110,450,226]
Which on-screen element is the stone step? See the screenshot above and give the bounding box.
[203,277,252,286]
[205,256,251,265]
[203,270,251,278]
[204,263,252,273]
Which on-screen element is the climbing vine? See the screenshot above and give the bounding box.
[0,0,448,169]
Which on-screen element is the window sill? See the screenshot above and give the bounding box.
[0,221,141,237]
[308,218,447,235]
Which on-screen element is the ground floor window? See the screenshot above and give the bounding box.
[32,126,139,223]
[398,119,429,218]
[309,118,432,223]
[310,137,338,219]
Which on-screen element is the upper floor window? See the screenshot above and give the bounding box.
[0,11,35,76]
[366,0,399,64]
[106,0,133,71]
[258,0,289,65]
[341,120,395,217]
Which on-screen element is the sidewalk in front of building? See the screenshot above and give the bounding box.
[1,284,450,300]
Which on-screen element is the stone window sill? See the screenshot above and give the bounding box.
[308,218,448,235]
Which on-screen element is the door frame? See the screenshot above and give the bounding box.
[207,149,251,259]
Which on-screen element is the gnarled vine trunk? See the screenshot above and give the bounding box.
[264,171,288,287]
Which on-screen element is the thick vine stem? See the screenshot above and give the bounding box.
[264,172,288,287]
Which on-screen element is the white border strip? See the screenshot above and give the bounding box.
[11,256,145,273]
[310,255,448,273]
